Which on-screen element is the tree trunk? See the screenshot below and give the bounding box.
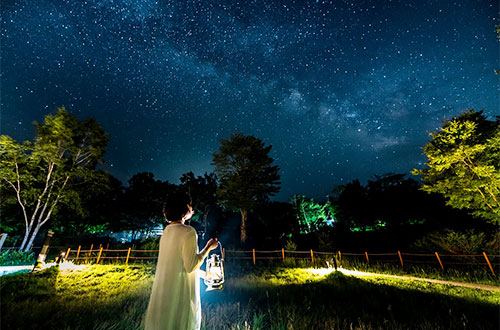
[18,227,31,251]
[24,224,42,252]
[240,209,248,243]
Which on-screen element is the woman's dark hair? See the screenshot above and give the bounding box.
[163,189,191,222]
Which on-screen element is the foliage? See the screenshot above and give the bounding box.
[52,170,123,239]
[290,195,335,234]
[1,265,498,330]
[117,172,176,231]
[212,133,281,242]
[139,237,160,251]
[0,108,108,251]
[252,201,298,246]
[412,229,500,255]
[284,239,297,251]
[333,174,440,231]
[179,171,218,235]
[413,110,500,224]
[0,250,35,265]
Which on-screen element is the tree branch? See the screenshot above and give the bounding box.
[476,187,495,211]
[12,161,30,232]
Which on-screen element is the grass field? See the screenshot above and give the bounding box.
[1,264,499,330]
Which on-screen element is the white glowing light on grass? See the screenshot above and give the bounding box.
[305,267,377,278]
[305,268,336,277]
[59,262,90,272]
[337,268,377,277]
[37,262,90,272]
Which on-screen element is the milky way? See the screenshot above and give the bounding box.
[1,0,498,200]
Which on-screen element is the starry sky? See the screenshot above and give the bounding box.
[1,0,499,201]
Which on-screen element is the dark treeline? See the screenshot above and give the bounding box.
[2,168,494,252]
[1,109,498,253]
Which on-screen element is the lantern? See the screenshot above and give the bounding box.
[204,242,225,291]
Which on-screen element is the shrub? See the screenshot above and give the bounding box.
[284,239,296,251]
[139,237,160,251]
[412,229,499,254]
[0,250,35,265]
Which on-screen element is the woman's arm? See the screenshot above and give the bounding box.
[182,229,218,273]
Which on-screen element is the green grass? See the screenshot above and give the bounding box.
[259,255,499,286]
[1,264,499,329]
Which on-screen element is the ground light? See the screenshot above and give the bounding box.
[305,267,379,278]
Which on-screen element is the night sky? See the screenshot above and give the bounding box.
[1,0,498,201]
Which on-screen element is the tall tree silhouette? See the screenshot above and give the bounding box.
[212,133,280,243]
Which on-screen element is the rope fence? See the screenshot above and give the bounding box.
[62,245,500,276]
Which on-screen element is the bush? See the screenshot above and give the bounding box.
[284,239,296,251]
[0,250,35,265]
[139,237,160,251]
[412,229,499,254]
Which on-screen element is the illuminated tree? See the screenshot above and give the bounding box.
[413,110,500,224]
[290,195,335,234]
[212,133,281,243]
[0,108,108,251]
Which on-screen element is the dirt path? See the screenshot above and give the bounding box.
[337,268,500,292]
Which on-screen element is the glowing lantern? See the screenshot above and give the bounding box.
[204,242,225,291]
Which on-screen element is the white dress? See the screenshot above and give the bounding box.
[144,223,209,330]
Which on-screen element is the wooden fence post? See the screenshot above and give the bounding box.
[223,248,225,260]
[126,247,131,265]
[65,248,71,261]
[96,247,103,264]
[365,251,369,263]
[338,251,341,264]
[76,245,81,261]
[398,251,404,268]
[252,249,256,265]
[282,248,285,261]
[483,252,495,276]
[89,244,93,256]
[435,252,444,271]
[310,249,314,263]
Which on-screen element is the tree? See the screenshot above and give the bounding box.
[413,110,500,224]
[0,108,108,251]
[333,179,371,230]
[253,201,298,246]
[212,133,281,243]
[290,195,336,234]
[53,171,124,239]
[118,172,175,233]
[179,171,218,238]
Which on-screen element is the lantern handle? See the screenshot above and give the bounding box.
[209,240,224,261]
[218,241,223,261]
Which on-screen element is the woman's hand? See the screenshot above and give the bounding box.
[204,238,219,252]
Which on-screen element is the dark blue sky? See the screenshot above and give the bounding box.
[1,0,498,200]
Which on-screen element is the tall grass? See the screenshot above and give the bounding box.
[1,264,498,330]
[245,254,499,286]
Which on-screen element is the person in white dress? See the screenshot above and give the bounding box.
[144,192,218,330]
